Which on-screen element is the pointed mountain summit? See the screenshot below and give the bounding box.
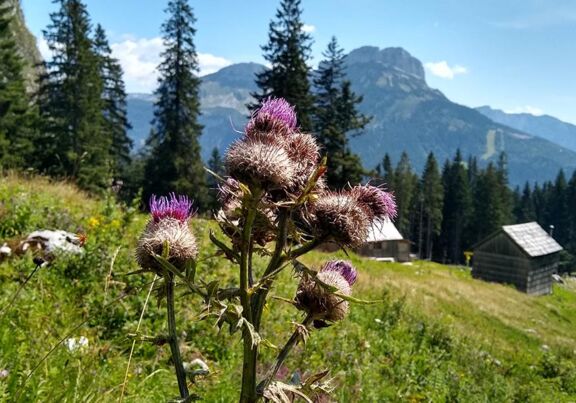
[343,46,576,185]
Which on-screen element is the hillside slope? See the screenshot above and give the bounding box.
[1,176,575,401]
[477,105,576,153]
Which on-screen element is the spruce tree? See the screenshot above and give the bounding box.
[472,163,507,242]
[0,0,36,168]
[93,24,132,178]
[143,0,207,209]
[548,170,570,245]
[206,147,224,211]
[377,153,395,190]
[312,36,370,188]
[394,152,418,238]
[515,182,536,223]
[566,171,576,252]
[439,150,472,263]
[251,0,314,131]
[37,0,108,191]
[419,152,443,259]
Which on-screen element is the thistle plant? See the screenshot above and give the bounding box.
[134,98,396,402]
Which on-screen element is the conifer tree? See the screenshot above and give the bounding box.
[515,182,536,223]
[93,24,132,178]
[472,163,507,242]
[143,0,207,209]
[251,0,314,131]
[439,150,472,263]
[37,0,108,191]
[312,36,370,188]
[206,147,224,211]
[419,152,443,259]
[0,0,36,167]
[548,170,570,245]
[566,171,576,251]
[532,183,548,224]
[394,152,418,238]
[377,153,395,190]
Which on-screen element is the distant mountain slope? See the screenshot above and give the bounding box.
[476,106,576,153]
[6,0,43,92]
[126,47,576,186]
[128,63,261,157]
[342,46,576,185]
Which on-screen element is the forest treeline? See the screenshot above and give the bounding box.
[0,0,574,266]
[378,150,576,267]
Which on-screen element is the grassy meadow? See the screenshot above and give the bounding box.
[1,174,575,402]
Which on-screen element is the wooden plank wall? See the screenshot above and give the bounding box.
[472,231,556,295]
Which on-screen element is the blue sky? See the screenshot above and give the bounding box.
[21,0,576,124]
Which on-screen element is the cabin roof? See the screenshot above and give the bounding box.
[366,219,404,242]
[500,222,563,257]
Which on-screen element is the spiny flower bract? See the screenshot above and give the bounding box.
[246,97,297,133]
[150,193,194,223]
[351,184,397,220]
[136,194,198,274]
[307,191,370,247]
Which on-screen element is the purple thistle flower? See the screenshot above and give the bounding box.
[321,260,357,286]
[246,97,297,132]
[149,193,194,223]
[352,185,397,220]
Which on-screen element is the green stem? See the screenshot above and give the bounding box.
[287,237,325,261]
[240,191,260,402]
[257,314,314,394]
[166,274,189,399]
[252,210,289,331]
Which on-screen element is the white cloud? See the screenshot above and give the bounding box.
[424,61,468,79]
[36,35,232,94]
[111,37,164,94]
[197,53,233,76]
[111,37,232,93]
[504,105,544,116]
[301,24,316,33]
[38,37,52,60]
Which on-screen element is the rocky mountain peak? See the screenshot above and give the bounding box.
[346,46,425,81]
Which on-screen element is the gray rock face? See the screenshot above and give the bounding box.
[346,46,425,81]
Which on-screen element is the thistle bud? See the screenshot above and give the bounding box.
[225,138,296,190]
[351,185,397,220]
[295,260,357,322]
[136,194,198,274]
[284,131,321,194]
[307,191,370,247]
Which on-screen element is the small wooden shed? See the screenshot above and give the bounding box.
[472,222,563,295]
[356,219,411,262]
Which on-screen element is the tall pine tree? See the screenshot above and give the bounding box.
[0,0,36,168]
[251,0,314,131]
[37,0,108,191]
[394,152,418,238]
[439,151,472,263]
[93,24,132,179]
[418,152,443,260]
[143,0,207,208]
[206,147,224,211]
[312,36,370,188]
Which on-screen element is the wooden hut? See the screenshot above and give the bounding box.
[472,222,563,295]
[356,219,411,262]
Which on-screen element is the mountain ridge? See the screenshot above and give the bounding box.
[476,106,576,153]
[125,46,576,186]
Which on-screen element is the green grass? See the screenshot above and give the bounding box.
[1,174,575,401]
